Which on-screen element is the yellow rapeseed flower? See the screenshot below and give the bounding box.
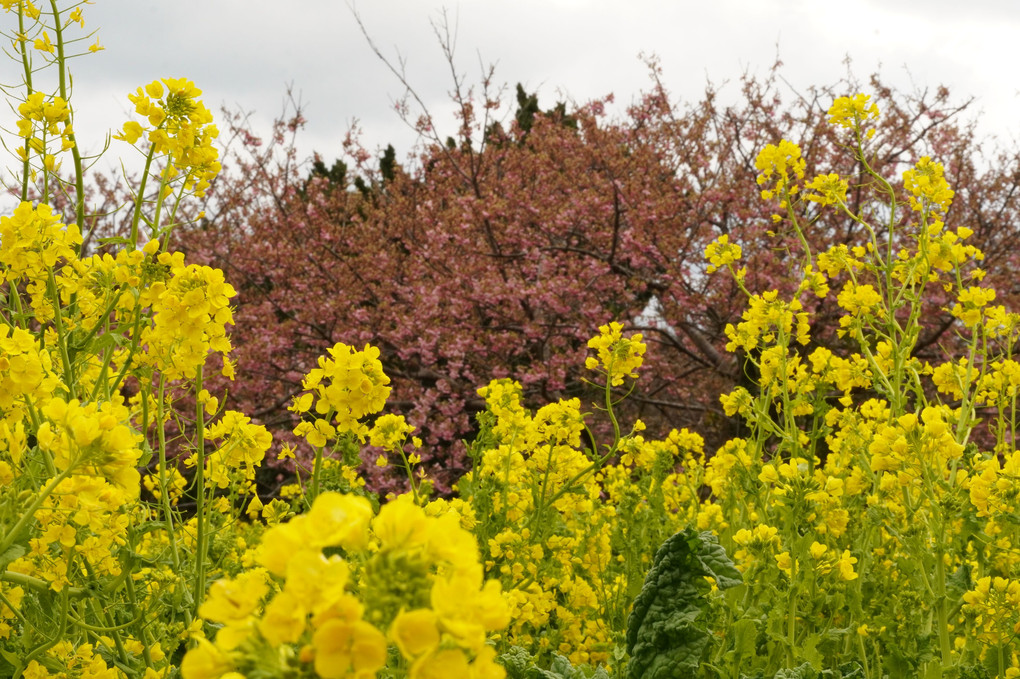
[704,234,742,274]
[389,608,441,659]
[585,322,646,386]
[827,94,879,135]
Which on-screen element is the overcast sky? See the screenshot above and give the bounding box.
[17,1,1020,175]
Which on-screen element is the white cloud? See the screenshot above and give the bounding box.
[5,0,1019,183]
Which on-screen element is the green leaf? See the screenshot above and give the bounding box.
[722,617,760,671]
[0,544,26,570]
[835,663,865,679]
[0,647,21,671]
[945,562,973,604]
[738,661,865,679]
[799,632,823,668]
[728,618,758,659]
[773,664,818,679]
[956,662,993,679]
[626,527,742,679]
[548,655,610,679]
[499,647,609,679]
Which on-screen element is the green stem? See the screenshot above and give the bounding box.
[46,268,76,398]
[122,562,155,668]
[605,374,621,444]
[46,0,85,232]
[528,441,557,547]
[155,380,180,565]
[934,546,952,668]
[787,549,797,667]
[0,570,85,597]
[16,6,32,200]
[150,160,175,242]
[311,444,324,502]
[154,377,193,628]
[395,445,420,504]
[857,634,871,679]
[86,592,132,671]
[784,190,814,270]
[101,300,146,399]
[129,143,160,250]
[307,407,336,503]
[192,365,208,613]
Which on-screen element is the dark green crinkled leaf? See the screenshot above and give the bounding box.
[690,533,742,589]
[626,527,742,679]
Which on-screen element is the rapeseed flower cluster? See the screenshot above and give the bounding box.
[962,576,1020,646]
[198,410,272,495]
[723,289,810,352]
[36,397,141,489]
[291,342,391,445]
[15,91,74,169]
[0,325,59,417]
[755,139,805,222]
[0,201,80,285]
[116,78,221,196]
[138,251,237,380]
[827,94,880,136]
[803,172,849,206]
[584,321,646,386]
[903,156,955,216]
[703,234,742,274]
[181,492,509,679]
[952,285,996,328]
[0,8,268,669]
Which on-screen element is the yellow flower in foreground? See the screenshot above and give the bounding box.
[259,590,307,647]
[285,551,350,614]
[373,492,430,550]
[180,638,233,679]
[411,648,472,679]
[390,608,441,659]
[255,492,371,576]
[312,618,387,679]
[199,569,270,624]
[305,492,374,551]
[431,574,510,652]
